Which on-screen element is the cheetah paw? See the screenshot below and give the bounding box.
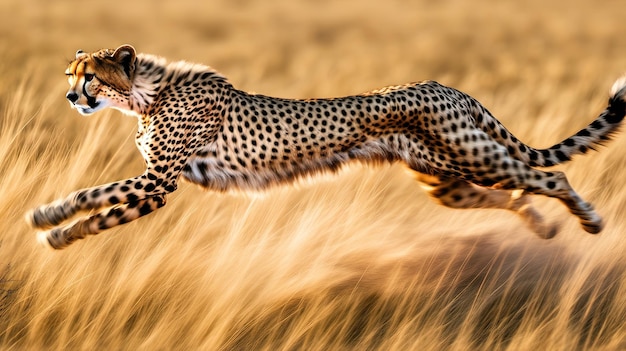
[36,231,56,250]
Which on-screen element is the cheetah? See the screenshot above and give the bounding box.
[27,45,626,249]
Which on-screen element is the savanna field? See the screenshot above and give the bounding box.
[2,0,626,349]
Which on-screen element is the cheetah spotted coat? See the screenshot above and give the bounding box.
[28,45,626,249]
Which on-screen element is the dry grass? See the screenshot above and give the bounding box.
[2,0,626,349]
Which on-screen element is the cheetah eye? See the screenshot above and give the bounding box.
[84,73,95,82]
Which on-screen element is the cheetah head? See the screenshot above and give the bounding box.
[65,45,136,115]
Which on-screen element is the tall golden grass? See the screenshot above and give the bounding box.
[2,0,626,349]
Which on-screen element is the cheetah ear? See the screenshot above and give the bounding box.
[112,45,136,79]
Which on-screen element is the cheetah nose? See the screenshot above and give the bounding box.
[66,92,79,103]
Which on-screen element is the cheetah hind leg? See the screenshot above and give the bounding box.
[414,173,559,239]
[503,169,603,235]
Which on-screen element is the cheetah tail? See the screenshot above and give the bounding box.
[525,75,626,167]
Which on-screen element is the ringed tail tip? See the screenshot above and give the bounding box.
[610,75,626,101]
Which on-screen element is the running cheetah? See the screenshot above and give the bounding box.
[27,45,626,249]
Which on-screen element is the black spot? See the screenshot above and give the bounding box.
[605,111,625,124]
[607,96,626,123]
[563,138,576,147]
[499,129,508,140]
[591,120,604,130]
[554,150,569,162]
[507,145,515,155]
[139,203,153,216]
[127,194,139,206]
[77,191,88,203]
[546,181,556,189]
[576,129,591,137]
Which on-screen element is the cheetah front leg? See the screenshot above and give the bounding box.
[27,172,176,230]
[26,107,197,249]
[37,194,166,249]
[414,172,558,239]
[27,170,177,248]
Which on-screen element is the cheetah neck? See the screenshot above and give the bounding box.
[125,54,229,117]
[127,54,168,115]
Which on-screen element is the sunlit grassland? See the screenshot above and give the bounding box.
[1,0,626,349]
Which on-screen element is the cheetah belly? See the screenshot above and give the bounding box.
[181,137,402,192]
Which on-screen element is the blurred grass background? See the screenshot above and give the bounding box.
[2,0,626,349]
